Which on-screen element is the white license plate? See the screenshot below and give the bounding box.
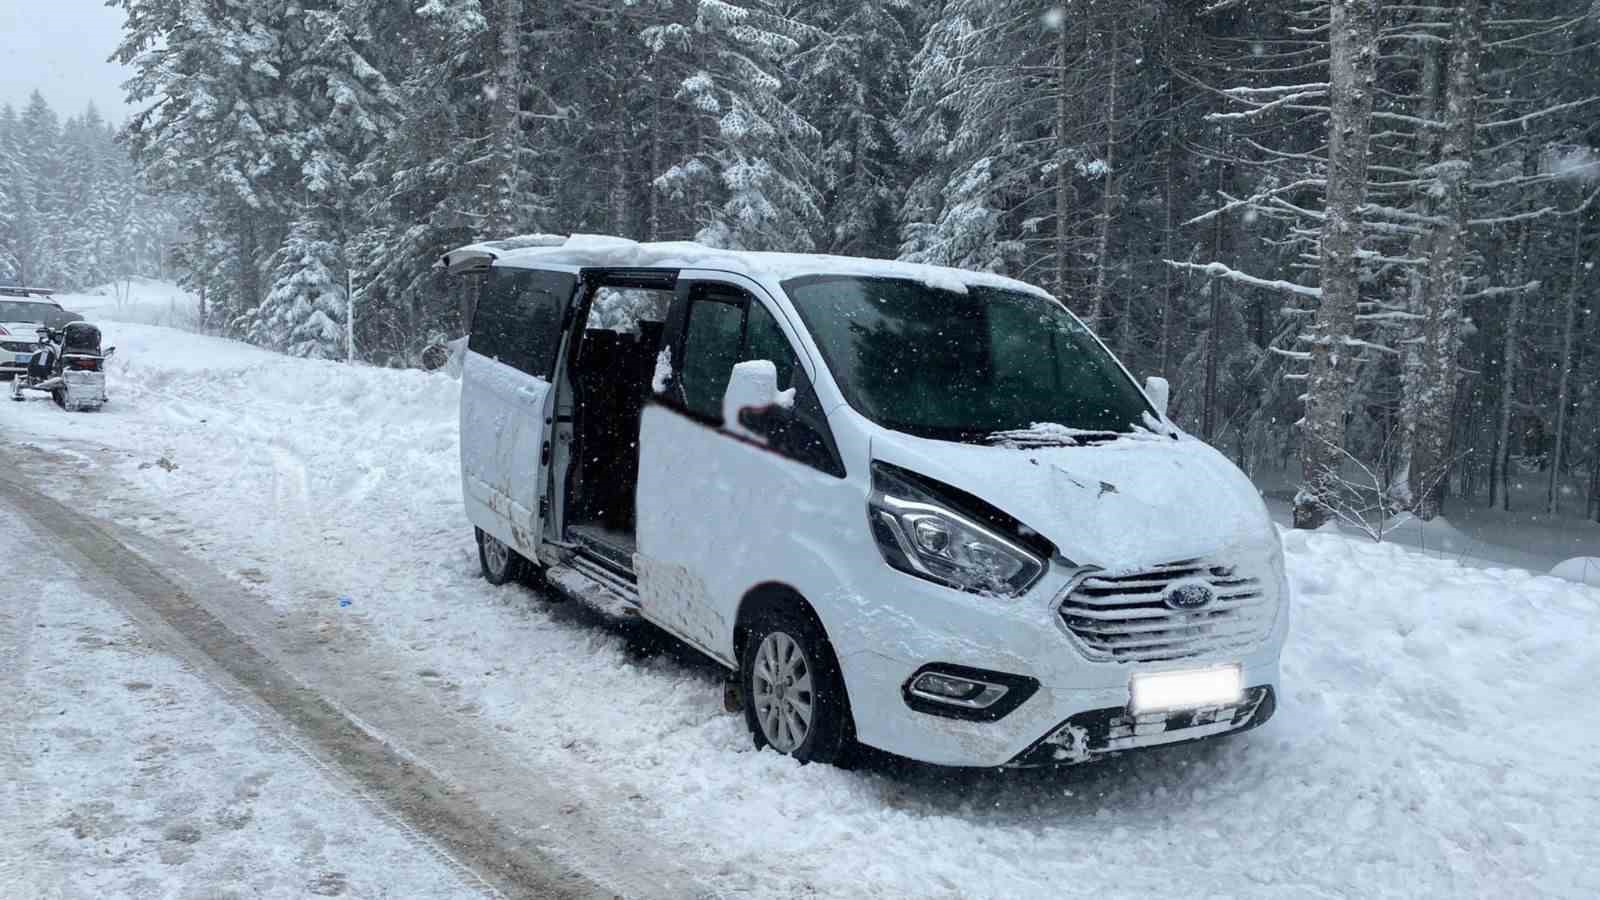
[1130,665,1243,714]
[12,353,30,364]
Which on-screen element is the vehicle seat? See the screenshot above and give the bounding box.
[62,322,102,355]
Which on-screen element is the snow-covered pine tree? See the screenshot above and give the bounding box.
[0,104,20,283]
[787,0,913,258]
[657,1,824,251]
[250,212,348,359]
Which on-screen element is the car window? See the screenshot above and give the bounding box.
[0,301,52,322]
[740,302,798,391]
[679,296,745,420]
[468,268,576,378]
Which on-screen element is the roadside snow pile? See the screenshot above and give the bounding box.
[10,320,1600,898]
[59,279,201,330]
[1551,556,1600,587]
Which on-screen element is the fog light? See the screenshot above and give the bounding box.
[902,664,1039,722]
[913,672,985,701]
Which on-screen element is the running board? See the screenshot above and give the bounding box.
[544,556,641,622]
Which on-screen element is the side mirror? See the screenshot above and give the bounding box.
[1144,376,1171,419]
[723,359,779,434]
[722,360,796,440]
[103,347,116,359]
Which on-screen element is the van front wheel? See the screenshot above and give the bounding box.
[476,528,527,586]
[740,609,852,766]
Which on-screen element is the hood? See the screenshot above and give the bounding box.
[870,429,1275,571]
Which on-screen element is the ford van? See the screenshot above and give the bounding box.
[446,234,1288,768]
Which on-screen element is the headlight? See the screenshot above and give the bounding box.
[868,462,1047,597]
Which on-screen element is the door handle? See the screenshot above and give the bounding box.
[516,385,544,400]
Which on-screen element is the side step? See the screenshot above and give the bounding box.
[544,554,641,622]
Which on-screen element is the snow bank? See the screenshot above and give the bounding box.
[1551,556,1600,587]
[11,321,1600,898]
[58,278,202,331]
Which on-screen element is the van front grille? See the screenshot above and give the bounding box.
[1057,559,1275,663]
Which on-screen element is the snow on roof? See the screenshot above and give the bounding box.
[0,287,59,302]
[441,234,1054,299]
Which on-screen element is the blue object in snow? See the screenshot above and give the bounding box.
[338,596,353,608]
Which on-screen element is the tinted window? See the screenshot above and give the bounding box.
[679,296,745,420]
[781,275,1152,442]
[468,268,575,377]
[0,301,57,323]
[742,302,798,391]
[674,289,843,476]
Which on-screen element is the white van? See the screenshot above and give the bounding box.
[447,235,1288,768]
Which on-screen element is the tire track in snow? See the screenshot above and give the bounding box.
[0,544,53,896]
[0,466,615,900]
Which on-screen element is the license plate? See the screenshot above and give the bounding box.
[13,353,30,364]
[1130,665,1243,714]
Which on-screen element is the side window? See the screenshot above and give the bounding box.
[679,296,745,419]
[741,302,799,391]
[468,268,575,377]
[673,284,845,477]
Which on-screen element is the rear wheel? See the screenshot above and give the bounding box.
[50,387,65,409]
[740,607,853,766]
[476,527,528,586]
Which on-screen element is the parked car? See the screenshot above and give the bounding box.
[446,235,1288,769]
[0,288,84,379]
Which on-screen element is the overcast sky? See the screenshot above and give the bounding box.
[1,1,132,121]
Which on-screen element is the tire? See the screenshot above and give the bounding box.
[476,527,528,586]
[740,606,854,766]
[51,387,65,409]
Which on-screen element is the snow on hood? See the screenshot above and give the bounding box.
[870,428,1275,571]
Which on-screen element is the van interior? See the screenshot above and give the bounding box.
[556,283,673,576]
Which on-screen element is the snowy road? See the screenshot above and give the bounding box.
[0,461,629,899]
[4,313,1600,898]
[0,486,482,897]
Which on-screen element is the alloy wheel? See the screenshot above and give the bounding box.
[751,632,814,753]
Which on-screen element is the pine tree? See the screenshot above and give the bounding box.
[251,212,348,359]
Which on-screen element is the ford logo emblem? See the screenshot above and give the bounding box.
[1163,582,1216,611]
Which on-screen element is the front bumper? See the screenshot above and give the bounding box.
[830,552,1290,768]
[1006,685,1276,767]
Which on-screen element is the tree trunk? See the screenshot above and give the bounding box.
[1054,19,1071,302]
[1089,14,1119,331]
[1159,106,1178,381]
[1203,166,1225,442]
[1397,41,1442,498]
[490,0,524,236]
[1407,0,1483,520]
[648,59,664,242]
[1492,192,1535,511]
[1548,217,1584,515]
[1295,0,1381,530]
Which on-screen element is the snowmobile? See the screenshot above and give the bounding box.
[9,322,115,411]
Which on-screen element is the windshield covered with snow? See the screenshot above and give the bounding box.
[783,275,1152,442]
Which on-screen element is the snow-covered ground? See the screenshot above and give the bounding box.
[1254,465,1599,575]
[0,505,475,899]
[5,287,1599,897]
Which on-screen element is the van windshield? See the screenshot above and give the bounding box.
[781,275,1152,443]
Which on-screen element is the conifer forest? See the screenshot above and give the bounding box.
[4,0,1599,525]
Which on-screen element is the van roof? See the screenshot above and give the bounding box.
[440,234,1054,300]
